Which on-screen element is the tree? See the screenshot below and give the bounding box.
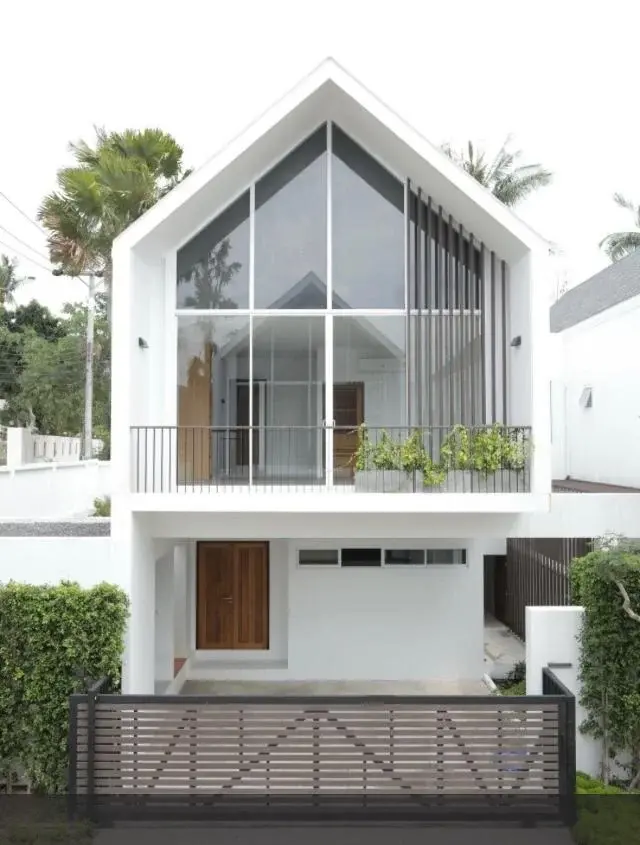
[441,137,553,207]
[2,298,110,435]
[1,300,64,342]
[599,194,640,262]
[38,127,191,296]
[0,255,25,307]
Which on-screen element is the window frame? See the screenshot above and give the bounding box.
[295,545,468,569]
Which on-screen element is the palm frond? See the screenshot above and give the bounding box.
[440,136,552,206]
[599,231,640,262]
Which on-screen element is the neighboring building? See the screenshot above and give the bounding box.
[550,249,640,488]
[109,58,599,696]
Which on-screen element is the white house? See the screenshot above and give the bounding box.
[110,58,558,695]
[550,249,640,488]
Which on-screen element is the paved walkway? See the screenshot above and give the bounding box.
[484,615,525,678]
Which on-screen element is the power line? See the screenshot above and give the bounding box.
[0,191,46,236]
[0,238,52,273]
[0,224,49,262]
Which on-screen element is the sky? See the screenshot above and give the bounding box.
[1,0,638,313]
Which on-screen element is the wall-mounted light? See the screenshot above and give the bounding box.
[510,336,522,347]
[138,337,149,349]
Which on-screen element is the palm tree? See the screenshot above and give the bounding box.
[38,127,191,296]
[441,137,553,207]
[0,255,24,307]
[599,194,640,261]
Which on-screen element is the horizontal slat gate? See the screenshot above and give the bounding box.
[69,695,574,823]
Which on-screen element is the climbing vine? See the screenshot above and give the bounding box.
[570,535,640,788]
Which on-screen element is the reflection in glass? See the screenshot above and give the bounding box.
[332,315,406,480]
[332,127,405,308]
[252,316,325,480]
[255,128,327,308]
[177,316,250,482]
[177,193,250,309]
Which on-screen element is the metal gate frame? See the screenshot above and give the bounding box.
[68,677,576,827]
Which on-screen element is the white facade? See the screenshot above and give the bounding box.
[552,293,640,487]
[104,59,616,695]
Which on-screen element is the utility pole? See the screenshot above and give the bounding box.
[83,273,95,459]
[53,268,102,459]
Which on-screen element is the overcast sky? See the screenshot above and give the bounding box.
[1,0,638,313]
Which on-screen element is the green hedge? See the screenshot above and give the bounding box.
[574,772,640,844]
[0,581,128,793]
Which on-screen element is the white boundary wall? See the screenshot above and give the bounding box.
[0,461,111,518]
[0,537,122,589]
[525,606,601,778]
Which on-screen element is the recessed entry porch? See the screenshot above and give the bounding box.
[143,538,490,698]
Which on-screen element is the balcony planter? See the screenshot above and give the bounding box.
[353,427,445,493]
[440,425,530,493]
[442,470,527,493]
[355,470,418,493]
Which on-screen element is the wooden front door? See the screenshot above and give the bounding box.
[197,542,269,650]
[333,383,364,479]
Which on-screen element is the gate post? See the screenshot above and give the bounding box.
[86,687,96,823]
[558,697,577,827]
[67,696,80,821]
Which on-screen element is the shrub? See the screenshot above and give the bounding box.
[570,538,640,788]
[0,581,128,793]
[92,495,110,517]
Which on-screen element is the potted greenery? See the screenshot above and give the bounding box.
[355,427,447,492]
[440,425,529,492]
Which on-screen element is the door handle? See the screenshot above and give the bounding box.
[221,596,233,603]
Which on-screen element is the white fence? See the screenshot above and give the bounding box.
[4,427,103,467]
[0,461,111,519]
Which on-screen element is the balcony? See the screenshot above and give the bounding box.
[130,425,532,494]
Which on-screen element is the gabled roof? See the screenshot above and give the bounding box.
[114,59,548,264]
[550,249,640,332]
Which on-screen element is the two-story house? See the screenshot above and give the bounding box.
[110,59,552,695]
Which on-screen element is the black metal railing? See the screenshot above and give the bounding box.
[129,424,532,494]
[68,689,575,826]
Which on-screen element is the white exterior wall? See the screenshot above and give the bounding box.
[552,294,640,487]
[526,606,601,778]
[177,537,484,683]
[0,537,119,587]
[286,539,483,680]
[0,461,110,518]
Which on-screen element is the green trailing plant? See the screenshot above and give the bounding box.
[354,427,446,486]
[0,581,128,793]
[354,424,373,471]
[440,424,529,474]
[440,424,473,470]
[399,429,428,474]
[571,536,640,789]
[372,430,402,471]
